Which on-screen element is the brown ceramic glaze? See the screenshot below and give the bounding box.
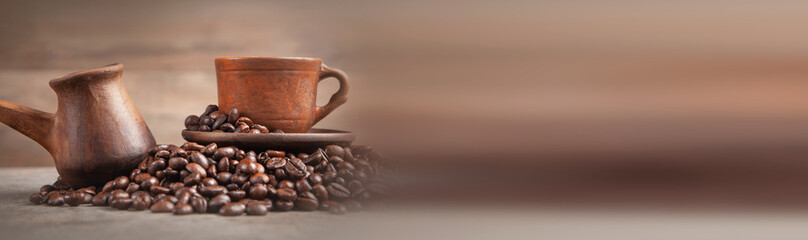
[181,128,355,151]
[0,64,155,187]
[215,57,349,133]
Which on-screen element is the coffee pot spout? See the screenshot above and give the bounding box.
[0,100,55,151]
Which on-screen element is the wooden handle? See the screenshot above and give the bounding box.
[313,64,350,125]
[0,100,55,151]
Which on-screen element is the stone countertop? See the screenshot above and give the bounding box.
[2,167,808,240]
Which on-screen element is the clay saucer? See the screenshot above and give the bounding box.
[181,128,355,151]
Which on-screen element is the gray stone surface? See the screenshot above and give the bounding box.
[3,167,808,240]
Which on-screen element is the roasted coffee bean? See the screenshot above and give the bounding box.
[147,159,167,176]
[199,177,217,187]
[219,123,236,132]
[248,183,268,199]
[343,148,354,161]
[132,196,150,210]
[170,147,188,158]
[325,145,345,158]
[216,172,232,185]
[39,185,56,195]
[110,197,133,210]
[150,201,175,213]
[295,179,313,192]
[190,197,208,213]
[197,125,211,132]
[342,199,362,211]
[169,182,185,193]
[245,201,268,215]
[211,113,227,130]
[188,152,209,169]
[327,183,350,200]
[125,183,140,193]
[295,198,319,211]
[227,107,239,124]
[319,200,333,211]
[133,173,149,184]
[29,193,44,205]
[202,143,218,156]
[266,157,287,170]
[277,188,297,201]
[308,173,323,186]
[109,190,129,200]
[330,156,345,165]
[163,195,179,205]
[248,129,261,134]
[208,194,231,212]
[237,159,259,174]
[168,157,188,170]
[333,177,347,185]
[183,172,203,186]
[199,185,228,197]
[201,104,218,117]
[185,163,206,176]
[91,192,110,206]
[140,176,159,190]
[246,173,268,185]
[225,183,240,191]
[235,117,253,127]
[219,202,245,216]
[213,146,236,160]
[150,185,171,195]
[175,187,198,197]
[328,202,348,215]
[174,203,194,215]
[155,149,171,160]
[181,142,205,151]
[63,192,83,206]
[284,158,307,179]
[252,124,269,133]
[113,176,130,189]
[313,184,329,201]
[234,122,250,133]
[347,180,364,193]
[278,180,294,189]
[217,157,231,172]
[228,190,246,201]
[304,150,327,165]
[274,200,293,211]
[47,193,65,206]
[81,192,93,204]
[129,169,142,181]
[199,115,214,127]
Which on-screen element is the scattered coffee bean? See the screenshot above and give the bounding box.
[174,203,194,215]
[150,201,175,213]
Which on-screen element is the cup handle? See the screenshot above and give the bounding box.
[313,63,350,125]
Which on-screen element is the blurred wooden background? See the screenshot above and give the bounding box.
[3,0,808,205]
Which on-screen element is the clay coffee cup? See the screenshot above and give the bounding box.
[215,57,349,133]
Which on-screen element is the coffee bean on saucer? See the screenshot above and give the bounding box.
[227,107,239,124]
[235,117,253,127]
[198,125,211,132]
[248,129,261,134]
[185,115,200,129]
[234,122,250,133]
[252,124,269,133]
[219,123,236,132]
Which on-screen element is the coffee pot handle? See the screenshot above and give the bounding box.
[0,100,55,151]
[313,64,350,125]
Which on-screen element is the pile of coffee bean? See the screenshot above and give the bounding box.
[185,105,282,133]
[30,143,388,216]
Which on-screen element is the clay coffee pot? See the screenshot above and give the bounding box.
[0,63,155,187]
